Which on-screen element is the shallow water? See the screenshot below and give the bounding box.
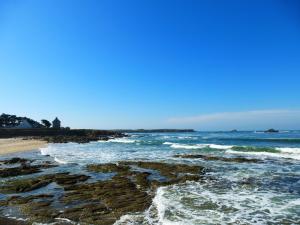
[2,131,300,224]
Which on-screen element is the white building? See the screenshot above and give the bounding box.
[15,119,33,129]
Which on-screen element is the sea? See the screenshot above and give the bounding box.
[2,131,300,224]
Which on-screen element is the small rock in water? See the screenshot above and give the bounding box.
[264,128,279,133]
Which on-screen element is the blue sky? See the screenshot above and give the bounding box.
[1,0,300,130]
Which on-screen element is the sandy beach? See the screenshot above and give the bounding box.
[0,138,47,155]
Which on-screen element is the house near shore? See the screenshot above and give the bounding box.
[52,117,61,129]
[14,119,34,129]
[0,113,44,129]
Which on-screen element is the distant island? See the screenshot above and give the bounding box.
[264,128,279,133]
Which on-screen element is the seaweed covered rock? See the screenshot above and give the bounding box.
[0,160,206,225]
[0,157,31,165]
[0,173,90,193]
[174,154,261,163]
[0,163,57,178]
[87,163,131,174]
[0,157,58,178]
[122,161,205,179]
[60,175,152,224]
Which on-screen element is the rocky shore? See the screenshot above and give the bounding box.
[0,152,268,225]
[0,128,127,144]
[0,156,205,225]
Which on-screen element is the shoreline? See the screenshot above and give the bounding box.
[0,128,127,155]
[0,138,47,156]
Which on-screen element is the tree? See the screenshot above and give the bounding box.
[41,119,51,128]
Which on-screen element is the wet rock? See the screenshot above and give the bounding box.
[174,154,261,163]
[1,161,206,225]
[0,157,31,165]
[6,194,54,205]
[123,161,205,180]
[0,173,90,193]
[134,172,151,189]
[0,165,40,178]
[264,128,279,133]
[87,163,131,174]
[0,163,57,178]
[40,132,128,144]
[54,173,90,185]
[0,217,29,225]
[0,178,52,194]
[20,200,60,224]
[60,175,152,224]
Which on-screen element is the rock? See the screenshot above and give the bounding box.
[264,128,279,133]
[0,157,31,164]
[0,173,90,193]
[0,163,57,178]
[0,217,29,225]
[87,163,131,174]
[123,161,205,180]
[40,132,128,144]
[174,154,261,163]
[1,161,206,225]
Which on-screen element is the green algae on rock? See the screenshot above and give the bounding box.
[174,154,262,163]
[0,173,90,194]
[0,159,206,225]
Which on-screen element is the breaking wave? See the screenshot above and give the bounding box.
[227,146,300,160]
[107,138,136,143]
[163,142,232,150]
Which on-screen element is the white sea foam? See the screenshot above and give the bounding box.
[40,147,49,156]
[54,157,68,164]
[148,181,300,225]
[178,136,197,140]
[226,149,300,160]
[164,143,207,149]
[276,147,300,154]
[107,138,136,143]
[208,144,233,150]
[163,142,233,150]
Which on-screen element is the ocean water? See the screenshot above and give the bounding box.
[2,131,300,224]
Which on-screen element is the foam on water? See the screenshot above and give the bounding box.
[107,138,137,143]
[53,157,68,164]
[276,147,300,153]
[227,147,300,160]
[163,142,233,150]
[40,141,176,165]
[147,181,300,225]
[226,149,300,160]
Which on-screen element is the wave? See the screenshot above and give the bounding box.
[149,181,300,225]
[163,142,300,160]
[178,136,197,140]
[40,147,49,156]
[275,147,300,154]
[227,146,300,160]
[54,157,68,164]
[217,138,300,143]
[106,138,136,144]
[163,142,232,150]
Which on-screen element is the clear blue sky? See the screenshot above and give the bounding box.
[1,0,300,130]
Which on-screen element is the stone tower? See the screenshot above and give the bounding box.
[52,117,61,129]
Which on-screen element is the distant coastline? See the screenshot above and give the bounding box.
[113,129,195,133]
